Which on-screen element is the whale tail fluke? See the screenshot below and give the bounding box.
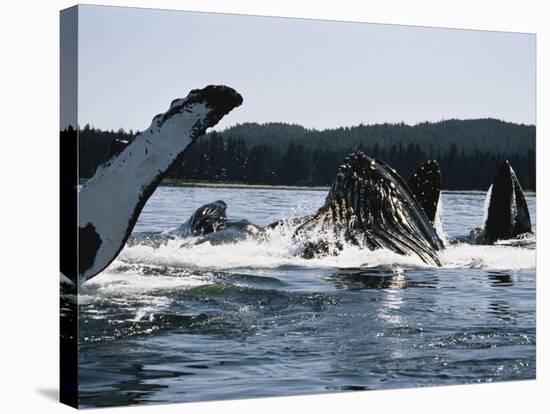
[482,160,532,243]
[407,160,441,224]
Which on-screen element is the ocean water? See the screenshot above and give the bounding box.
[76,186,536,407]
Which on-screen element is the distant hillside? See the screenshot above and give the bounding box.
[215,118,535,156]
[75,118,536,191]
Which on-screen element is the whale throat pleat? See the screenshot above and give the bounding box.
[293,151,443,265]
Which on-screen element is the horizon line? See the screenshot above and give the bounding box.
[67,116,536,133]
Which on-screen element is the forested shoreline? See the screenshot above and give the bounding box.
[72,118,536,191]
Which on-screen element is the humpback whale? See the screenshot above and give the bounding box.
[171,200,264,245]
[77,85,243,283]
[141,153,533,265]
[127,199,264,248]
[125,153,532,267]
[470,160,532,244]
[175,200,229,237]
[292,151,444,265]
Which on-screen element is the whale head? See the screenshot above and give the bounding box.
[183,200,228,236]
[293,151,444,265]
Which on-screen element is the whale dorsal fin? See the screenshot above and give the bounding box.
[483,160,532,243]
[407,160,441,224]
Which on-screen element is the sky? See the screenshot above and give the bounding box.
[69,5,536,132]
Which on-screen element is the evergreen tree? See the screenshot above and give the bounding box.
[74,118,536,191]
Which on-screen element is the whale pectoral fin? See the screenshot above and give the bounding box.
[407,160,441,224]
[78,86,243,282]
[483,160,532,243]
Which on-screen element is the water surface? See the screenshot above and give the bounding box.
[77,187,536,407]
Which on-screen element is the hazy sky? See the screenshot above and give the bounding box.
[75,5,535,132]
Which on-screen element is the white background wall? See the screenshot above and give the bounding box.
[0,0,547,412]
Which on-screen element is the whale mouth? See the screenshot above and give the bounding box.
[292,151,444,265]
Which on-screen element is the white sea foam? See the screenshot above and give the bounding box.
[440,243,535,270]
[80,264,212,299]
[104,226,535,276]
[77,237,535,320]
[79,208,535,301]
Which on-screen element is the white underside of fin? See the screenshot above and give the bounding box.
[78,102,210,282]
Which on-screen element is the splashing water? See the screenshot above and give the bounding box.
[108,223,534,275]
